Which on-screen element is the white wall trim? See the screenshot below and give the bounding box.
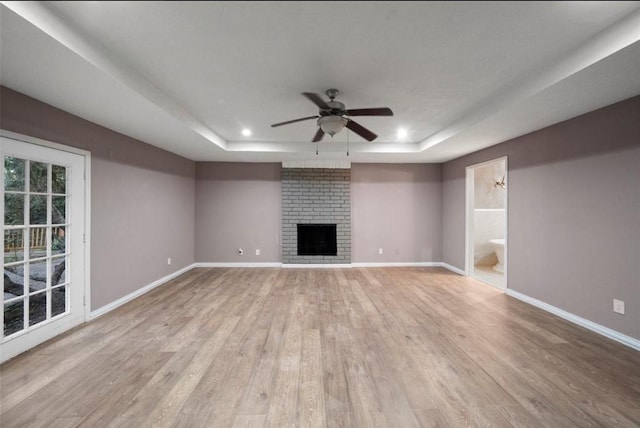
[196,262,451,269]
[282,160,351,169]
[89,263,196,319]
[83,147,92,322]
[440,263,466,275]
[350,262,467,273]
[506,289,640,352]
[282,263,352,268]
[351,262,441,268]
[194,262,282,268]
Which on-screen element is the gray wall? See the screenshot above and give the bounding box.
[442,95,640,340]
[195,163,444,265]
[1,86,196,310]
[351,163,442,263]
[195,162,281,263]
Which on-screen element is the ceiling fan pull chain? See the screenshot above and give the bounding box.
[316,141,319,156]
[347,129,350,156]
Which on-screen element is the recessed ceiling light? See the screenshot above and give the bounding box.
[396,128,408,139]
[241,128,252,137]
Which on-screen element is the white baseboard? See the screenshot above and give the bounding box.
[89,263,196,319]
[506,289,640,352]
[439,263,466,275]
[194,262,282,268]
[351,262,441,268]
[282,263,352,268]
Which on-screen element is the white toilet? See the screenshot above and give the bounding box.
[489,238,505,273]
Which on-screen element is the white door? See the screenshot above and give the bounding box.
[1,136,87,363]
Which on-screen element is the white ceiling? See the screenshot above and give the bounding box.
[2,1,640,163]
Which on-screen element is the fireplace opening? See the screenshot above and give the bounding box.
[297,224,337,256]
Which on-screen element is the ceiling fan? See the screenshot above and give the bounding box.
[270,89,393,142]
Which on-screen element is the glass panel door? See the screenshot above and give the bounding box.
[1,136,86,362]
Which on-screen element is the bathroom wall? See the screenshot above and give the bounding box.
[442,95,640,341]
[474,211,503,265]
[474,161,505,209]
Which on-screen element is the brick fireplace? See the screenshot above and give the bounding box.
[281,166,351,264]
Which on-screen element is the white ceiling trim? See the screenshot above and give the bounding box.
[418,7,640,152]
[282,160,351,169]
[226,141,421,154]
[1,0,227,150]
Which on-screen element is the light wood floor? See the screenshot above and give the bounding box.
[1,267,639,427]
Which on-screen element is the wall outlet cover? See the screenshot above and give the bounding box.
[256,249,260,255]
[613,299,625,315]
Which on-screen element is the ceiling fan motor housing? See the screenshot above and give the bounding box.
[321,100,346,116]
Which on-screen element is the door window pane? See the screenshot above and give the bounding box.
[52,286,66,317]
[4,264,25,297]
[29,260,47,292]
[4,157,25,191]
[5,229,24,263]
[51,257,66,286]
[4,194,24,225]
[29,227,48,260]
[30,195,47,225]
[51,226,66,256]
[30,162,48,193]
[51,165,66,194]
[52,196,66,224]
[29,292,47,327]
[4,300,25,336]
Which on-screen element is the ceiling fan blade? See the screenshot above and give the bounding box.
[346,107,394,116]
[312,127,325,142]
[302,92,330,109]
[346,119,377,142]
[271,115,318,127]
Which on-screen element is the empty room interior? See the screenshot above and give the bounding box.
[1,2,640,427]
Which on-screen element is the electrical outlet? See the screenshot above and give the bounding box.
[256,249,260,256]
[378,248,383,255]
[613,299,625,315]
[238,248,243,255]
[167,258,171,265]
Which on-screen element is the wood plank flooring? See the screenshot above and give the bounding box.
[1,267,639,427]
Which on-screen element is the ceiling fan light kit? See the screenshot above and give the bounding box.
[318,115,347,137]
[271,88,394,143]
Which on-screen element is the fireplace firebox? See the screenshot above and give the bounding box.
[297,224,337,256]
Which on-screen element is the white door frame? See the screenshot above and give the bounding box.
[465,156,508,290]
[0,130,91,362]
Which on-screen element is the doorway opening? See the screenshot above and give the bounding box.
[466,157,507,290]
